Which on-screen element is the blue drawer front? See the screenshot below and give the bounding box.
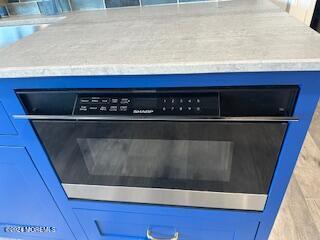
[97,222,234,240]
[74,209,259,240]
[0,102,16,135]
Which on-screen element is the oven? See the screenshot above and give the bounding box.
[15,86,299,211]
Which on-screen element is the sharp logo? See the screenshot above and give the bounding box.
[133,109,154,114]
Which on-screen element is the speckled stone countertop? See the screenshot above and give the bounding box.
[0,0,320,78]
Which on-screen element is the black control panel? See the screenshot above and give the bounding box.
[17,86,299,117]
[74,93,220,116]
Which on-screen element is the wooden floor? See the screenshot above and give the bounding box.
[270,101,320,240]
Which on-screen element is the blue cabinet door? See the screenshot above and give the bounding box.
[0,146,75,240]
[75,209,259,240]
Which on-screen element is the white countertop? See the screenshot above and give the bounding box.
[1,0,320,78]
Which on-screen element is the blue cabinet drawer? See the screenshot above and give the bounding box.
[74,209,259,240]
[0,102,16,135]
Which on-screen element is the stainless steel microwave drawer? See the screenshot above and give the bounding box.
[74,208,259,240]
[0,102,16,135]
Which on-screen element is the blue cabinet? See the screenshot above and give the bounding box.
[1,72,319,240]
[0,146,75,240]
[74,209,259,240]
[0,102,16,135]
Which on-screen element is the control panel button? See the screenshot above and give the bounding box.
[111,98,118,104]
[109,106,118,112]
[119,106,128,112]
[89,106,98,110]
[80,98,90,103]
[100,106,107,111]
[79,105,88,111]
[101,98,110,103]
[159,96,208,115]
[91,99,99,103]
[120,98,130,104]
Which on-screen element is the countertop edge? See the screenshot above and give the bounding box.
[0,16,66,27]
[1,60,320,78]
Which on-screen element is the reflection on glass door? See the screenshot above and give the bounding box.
[33,120,287,195]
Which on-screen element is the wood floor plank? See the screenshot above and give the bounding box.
[271,174,320,239]
[288,201,320,240]
[309,101,320,148]
[282,176,308,207]
[294,133,320,199]
[269,202,300,240]
[294,165,320,199]
[306,199,320,233]
[296,132,320,170]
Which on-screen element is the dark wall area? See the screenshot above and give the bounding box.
[311,0,320,32]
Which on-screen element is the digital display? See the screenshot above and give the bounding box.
[131,98,158,109]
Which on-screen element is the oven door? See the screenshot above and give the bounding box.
[31,120,287,211]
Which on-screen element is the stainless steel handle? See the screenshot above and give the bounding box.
[147,230,179,240]
[13,115,299,122]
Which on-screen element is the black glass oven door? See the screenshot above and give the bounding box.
[32,120,287,210]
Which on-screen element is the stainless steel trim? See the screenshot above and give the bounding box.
[62,184,267,211]
[13,115,299,122]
